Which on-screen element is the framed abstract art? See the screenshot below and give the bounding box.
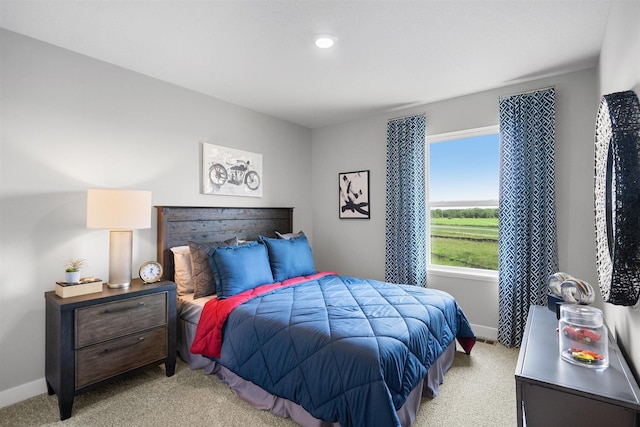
[339,170,370,219]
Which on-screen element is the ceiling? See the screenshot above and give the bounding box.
[0,1,614,129]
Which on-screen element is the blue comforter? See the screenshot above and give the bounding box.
[216,275,475,427]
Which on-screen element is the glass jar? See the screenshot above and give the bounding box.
[559,304,609,369]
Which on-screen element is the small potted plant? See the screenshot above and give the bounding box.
[65,258,87,284]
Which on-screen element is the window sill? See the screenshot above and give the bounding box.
[427,265,498,283]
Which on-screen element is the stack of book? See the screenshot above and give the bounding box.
[55,277,103,298]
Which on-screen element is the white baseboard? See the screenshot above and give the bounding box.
[470,323,498,342]
[0,377,47,409]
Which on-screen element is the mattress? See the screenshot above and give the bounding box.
[176,293,216,372]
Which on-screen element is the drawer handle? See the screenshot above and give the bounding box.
[101,337,145,354]
[103,301,145,314]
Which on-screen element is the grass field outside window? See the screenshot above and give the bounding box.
[430,212,498,270]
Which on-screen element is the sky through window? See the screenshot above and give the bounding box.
[429,134,499,203]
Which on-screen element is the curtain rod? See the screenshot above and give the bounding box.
[499,85,555,100]
[388,112,426,122]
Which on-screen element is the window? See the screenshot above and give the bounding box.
[427,126,499,273]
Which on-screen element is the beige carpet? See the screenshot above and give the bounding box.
[0,341,518,427]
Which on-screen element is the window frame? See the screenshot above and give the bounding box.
[426,125,500,280]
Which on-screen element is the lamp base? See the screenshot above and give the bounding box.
[108,230,133,289]
[107,282,131,289]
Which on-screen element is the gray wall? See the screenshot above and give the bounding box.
[311,67,601,340]
[3,0,639,407]
[598,1,640,378]
[0,30,313,406]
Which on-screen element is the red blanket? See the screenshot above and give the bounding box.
[191,272,334,358]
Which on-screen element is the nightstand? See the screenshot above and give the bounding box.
[45,279,177,420]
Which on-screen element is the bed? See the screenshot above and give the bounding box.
[156,206,475,427]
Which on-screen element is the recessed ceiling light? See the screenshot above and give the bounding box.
[314,34,336,49]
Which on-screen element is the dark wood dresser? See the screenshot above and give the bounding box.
[45,279,176,420]
[515,305,640,426]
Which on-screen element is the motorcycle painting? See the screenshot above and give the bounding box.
[202,143,263,197]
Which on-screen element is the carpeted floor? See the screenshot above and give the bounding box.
[0,341,519,426]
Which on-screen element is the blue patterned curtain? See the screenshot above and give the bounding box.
[385,114,427,287]
[498,88,558,348]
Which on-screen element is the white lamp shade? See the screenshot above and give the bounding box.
[86,189,152,230]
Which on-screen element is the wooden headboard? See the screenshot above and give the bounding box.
[156,206,293,281]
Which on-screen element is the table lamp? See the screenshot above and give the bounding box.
[86,189,152,288]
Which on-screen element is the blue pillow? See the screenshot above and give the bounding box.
[209,241,274,299]
[260,234,316,282]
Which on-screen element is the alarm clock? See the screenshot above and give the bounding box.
[139,261,163,284]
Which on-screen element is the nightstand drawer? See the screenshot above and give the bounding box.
[75,326,167,388]
[75,293,167,348]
